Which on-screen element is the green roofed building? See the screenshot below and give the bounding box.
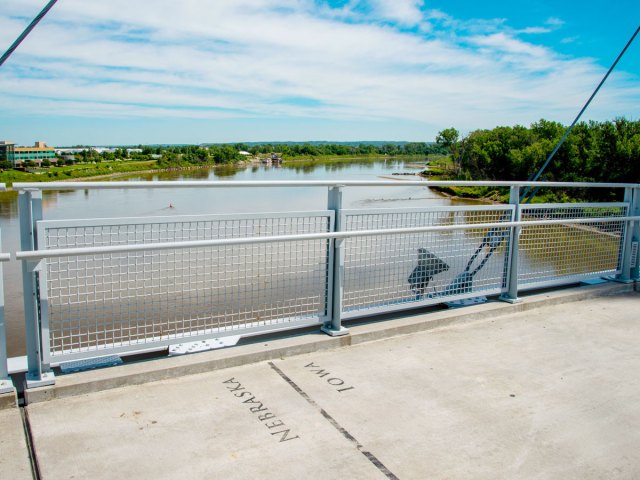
[1,141,56,166]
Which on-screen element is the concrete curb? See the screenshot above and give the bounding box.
[24,283,636,404]
[0,389,18,410]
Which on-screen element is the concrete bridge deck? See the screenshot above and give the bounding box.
[2,284,639,479]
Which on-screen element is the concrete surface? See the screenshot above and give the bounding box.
[0,407,33,480]
[0,387,18,410]
[25,290,640,480]
[24,282,633,404]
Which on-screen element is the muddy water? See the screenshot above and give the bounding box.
[2,160,614,358]
[2,160,472,356]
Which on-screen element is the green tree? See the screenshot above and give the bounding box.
[436,128,461,172]
[213,145,241,163]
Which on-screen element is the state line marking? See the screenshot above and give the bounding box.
[268,362,399,480]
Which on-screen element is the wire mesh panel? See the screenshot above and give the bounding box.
[41,213,331,248]
[37,212,333,359]
[518,203,628,288]
[341,206,514,318]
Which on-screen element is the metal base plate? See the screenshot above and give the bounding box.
[26,371,56,389]
[607,275,634,284]
[445,296,488,308]
[499,295,522,304]
[169,336,241,356]
[60,355,123,374]
[321,325,350,337]
[581,278,609,285]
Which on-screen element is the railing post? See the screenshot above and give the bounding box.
[19,190,54,388]
[500,185,522,303]
[0,232,14,395]
[617,187,637,283]
[629,187,640,281]
[322,186,349,337]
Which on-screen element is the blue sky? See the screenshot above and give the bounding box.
[0,0,638,146]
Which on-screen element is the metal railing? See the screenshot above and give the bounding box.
[36,212,334,364]
[0,185,14,393]
[518,202,629,288]
[0,181,13,393]
[0,236,12,393]
[341,205,515,317]
[11,181,640,388]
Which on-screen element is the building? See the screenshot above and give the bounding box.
[0,141,15,165]
[10,141,56,166]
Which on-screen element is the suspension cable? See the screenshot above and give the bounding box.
[0,0,59,69]
[521,24,640,203]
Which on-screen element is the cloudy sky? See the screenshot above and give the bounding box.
[0,0,638,145]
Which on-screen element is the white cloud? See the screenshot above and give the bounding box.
[0,0,638,141]
[468,33,550,60]
[545,17,565,27]
[561,36,579,44]
[368,0,424,25]
[517,27,552,35]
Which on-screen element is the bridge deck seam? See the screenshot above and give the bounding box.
[268,361,399,480]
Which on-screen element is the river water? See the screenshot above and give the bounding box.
[0,159,484,357]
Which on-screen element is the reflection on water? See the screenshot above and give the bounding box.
[0,192,18,219]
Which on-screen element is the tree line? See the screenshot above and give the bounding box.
[157,142,445,167]
[242,142,445,157]
[3,142,447,171]
[438,118,640,185]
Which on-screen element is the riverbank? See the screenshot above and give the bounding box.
[424,182,509,203]
[425,185,501,204]
[0,155,433,189]
[0,161,255,191]
[0,160,159,188]
[0,156,509,206]
[422,179,587,204]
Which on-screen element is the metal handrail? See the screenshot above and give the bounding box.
[12,182,638,388]
[12,180,640,191]
[16,215,640,261]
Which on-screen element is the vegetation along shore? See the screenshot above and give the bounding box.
[426,118,640,203]
[2,118,638,204]
[0,142,446,189]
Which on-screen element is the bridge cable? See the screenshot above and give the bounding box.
[429,25,640,298]
[0,0,59,69]
[521,24,640,204]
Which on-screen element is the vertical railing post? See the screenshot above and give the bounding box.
[19,190,54,388]
[629,186,640,281]
[500,185,522,303]
[0,231,14,395]
[322,186,349,336]
[617,187,636,283]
